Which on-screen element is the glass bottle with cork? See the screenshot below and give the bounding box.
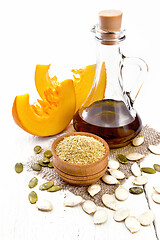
[73,10,148,148]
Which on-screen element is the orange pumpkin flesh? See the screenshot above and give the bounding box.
[35,64,106,113]
[12,79,76,136]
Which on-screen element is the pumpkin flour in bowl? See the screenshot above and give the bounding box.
[55,135,106,165]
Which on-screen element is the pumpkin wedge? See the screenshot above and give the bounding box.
[12,79,76,136]
[35,64,106,113]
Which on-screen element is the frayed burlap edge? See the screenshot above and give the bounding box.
[25,125,160,207]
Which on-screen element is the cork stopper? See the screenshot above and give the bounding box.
[99,10,123,32]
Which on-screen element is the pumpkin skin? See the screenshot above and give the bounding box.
[35,64,106,113]
[12,79,76,136]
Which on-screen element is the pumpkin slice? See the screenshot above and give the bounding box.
[35,64,57,100]
[35,64,106,113]
[12,79,76,136]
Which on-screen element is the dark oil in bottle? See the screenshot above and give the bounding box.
[73,99,142,148]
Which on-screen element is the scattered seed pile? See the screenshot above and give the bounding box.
[55,135,106,164]
[26,125,160,207]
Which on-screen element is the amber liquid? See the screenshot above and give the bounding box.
[73,99,142,148]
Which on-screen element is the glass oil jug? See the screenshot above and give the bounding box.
[73,10,148,148]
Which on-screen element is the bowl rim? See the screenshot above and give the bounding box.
[52,131,109,168]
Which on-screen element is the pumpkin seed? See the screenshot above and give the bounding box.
[31,163,42,171]
[148,144,160,155]
[153,164,160,172]
[108,159,120,170]
[132,175,148,186]
[37,200,53,211]
[153,185,160,194]
[87,184,101,197]
[44,150,53,158]
[117,154,128,164]
[64,195,83,207]
[93,209,108,224]
[42,157,50,164]
[141,167,156,174]
[39,181,54,190]
[113,207,130,222]
[115,185,129,201]
[48,161,54,168]
[82,200,97,214]
[125,216,141,234]
[126,152,145,161]
[139,210,155,226]
[38,160,49,167]
[132,136,144,147]
[129,187,143,194]
[151,193,160,204]
[102,175,120,185]
[131,162,141,177]
[28,191,38,204]
[108,169,125,180]
[47,185,62,192]
[102,194,117,210]
[28,177,38,188]
[15,162,23,173]
[34,145,42,154]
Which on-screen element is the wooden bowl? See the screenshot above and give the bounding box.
[52,132,109,186]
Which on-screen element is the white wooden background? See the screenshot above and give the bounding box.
[1,0,160,239]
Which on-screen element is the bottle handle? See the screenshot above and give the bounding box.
[121,54,149,104]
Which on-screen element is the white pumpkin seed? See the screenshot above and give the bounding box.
[126,152,145,161]
[88,184,101,197]
[131,162,141,177]
[37,200,53,211]
[115,185,129,201]
[108,160,120,170]
[132,175,148,186]
[125,216,141,234]
[153,185,160,194]
[82,200,97,214]
[151,193,160,204]
[148,144,160,155]
[108,169,125,180]
[113,207,130,222]
[64,195,83,207]
[93,209,108,224]
[102,175,120,185]
[132,136,144,146]
[139,210,155,226]
[102,194,117,210]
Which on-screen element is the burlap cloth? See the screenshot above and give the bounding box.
[26,125,160,207]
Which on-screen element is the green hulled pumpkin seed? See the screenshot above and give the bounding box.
[39,181,54,190]
[153,164,160,172]
[38,160,48,167]
[31,163,42,171]
[47,185,62,192]
[129,187,143,194]
[48,161,54,168]
[15,163,23,173]
[28,191,38,204]
[42,157,50,164]
[141,167,156,174]
[28,177,38,188]
[117,154,128,164]
[34,145,42,154]
[44,150,52,158]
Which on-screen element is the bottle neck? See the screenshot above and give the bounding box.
[96,40,124,101]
